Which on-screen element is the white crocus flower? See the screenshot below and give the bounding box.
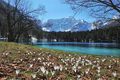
[47,63,50,66]
[29,64,33,68]
[97,66,101,73]
[92,65,95,69]
[74,68,77,72]
[78,66,81,69]
[33,58,36,61]
[102,59,106,62]
[45,70,49,75]
[97,69,100,73]
[75,62,79,67]
[43,62,46,66]
[97,73,100,76]
[28,52,30,55]
[51,71,55,76]
[79,57,81,60]
[60,65,63,71]
[93,61,97,63]
[108,65,111,68]
[16,69,20,75]
[38,53,41,55]
[81,61,85,66]
[85,68,90,74]
[5,53,9,56]
[54,66,60,71]
[18,51,20,53]
[77,75,81,78]
[112,71,117,77]
[65,67,67,70]
[72,66,77,72]
[38,58,41,60]
[89,61,92,65]
[30,51,32,54]
[40,66,46,74]
[31,73,36,79]
[20,59,23,62]
[98,66,101,70]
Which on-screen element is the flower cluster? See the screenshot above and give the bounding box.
[0,48,120,80]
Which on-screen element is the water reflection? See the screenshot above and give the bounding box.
[36,42,120,56]
[37,42,120,48]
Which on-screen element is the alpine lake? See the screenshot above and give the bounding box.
[35,42,120,57]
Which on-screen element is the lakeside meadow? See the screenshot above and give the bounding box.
[0,42,120,80]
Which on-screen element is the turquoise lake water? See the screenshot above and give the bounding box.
[36,42,120,56]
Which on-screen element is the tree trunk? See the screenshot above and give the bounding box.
[15,34,21,43]
[7,32,15,42]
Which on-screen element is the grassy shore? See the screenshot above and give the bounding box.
[0,42,120,80]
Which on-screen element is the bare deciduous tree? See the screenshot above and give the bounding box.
[65,0,120,20]
[0,0,45,42]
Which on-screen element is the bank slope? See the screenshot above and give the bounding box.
[0,42,120,80]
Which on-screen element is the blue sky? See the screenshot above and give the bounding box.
[30,0,96,22]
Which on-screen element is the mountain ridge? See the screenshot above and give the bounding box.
[42,17,93,32]
[42,17,120,32]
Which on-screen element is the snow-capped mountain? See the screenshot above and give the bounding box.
[91,17,120,29]
[42,16,120,32]
[91,20,104,29]
[102,20,120,28]
[70,21,91,31]
[42,17,92,32]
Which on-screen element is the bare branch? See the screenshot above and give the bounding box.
[65,0,120,20]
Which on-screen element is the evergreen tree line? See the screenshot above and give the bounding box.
[41,26,120,43]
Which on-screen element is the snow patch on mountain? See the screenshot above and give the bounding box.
[70,21,91,31]
[42,27,50,32]
[42,17,92,32]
